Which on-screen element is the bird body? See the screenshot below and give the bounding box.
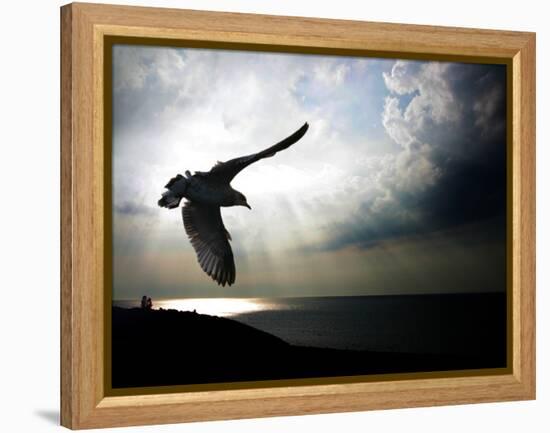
[160,174,238,208]
[158,122,309,286]
[187,180,226,205]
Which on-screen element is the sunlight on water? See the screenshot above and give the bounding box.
[153,298,271,317]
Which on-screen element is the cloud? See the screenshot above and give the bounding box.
[113,45,186,91]
[111,47,388,253]
[322,60,507,251]
[114,200,156,217]
[110,45,506,297]
[313,59,351,86]
[473,76,506,138]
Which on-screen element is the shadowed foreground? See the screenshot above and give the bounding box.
[112,306,506,388]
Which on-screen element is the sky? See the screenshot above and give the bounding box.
[111,44,507,300]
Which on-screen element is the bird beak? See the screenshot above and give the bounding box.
[244,203,252,210]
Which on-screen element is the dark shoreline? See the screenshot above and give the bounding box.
[112,306,506,389]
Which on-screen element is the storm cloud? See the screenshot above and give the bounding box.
[323,61,506,250]
[111,45,507,299]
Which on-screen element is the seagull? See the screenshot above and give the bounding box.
[158,122,309,287]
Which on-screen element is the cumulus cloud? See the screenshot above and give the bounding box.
[313,58,351,86]
[323,60,506,250]
[111,45,506,297]
[112,46,381,253]
[384,61,460,125]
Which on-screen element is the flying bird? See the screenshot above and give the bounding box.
[158,122,309,287]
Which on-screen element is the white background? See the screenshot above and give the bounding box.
[0,0,546,431]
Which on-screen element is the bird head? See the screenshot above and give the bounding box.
[234,191,251,209]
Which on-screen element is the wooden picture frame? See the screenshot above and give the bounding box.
[60,2,535,429]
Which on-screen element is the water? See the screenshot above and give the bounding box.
[113,293,506,356]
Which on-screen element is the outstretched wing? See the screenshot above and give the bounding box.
[208,122,309,183]
[182,202,236,287]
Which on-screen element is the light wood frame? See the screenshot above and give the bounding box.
[60,2,536,429]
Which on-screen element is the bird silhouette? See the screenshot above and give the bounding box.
[158,122,309,286]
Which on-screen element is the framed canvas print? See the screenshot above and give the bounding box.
[60,2,536,429]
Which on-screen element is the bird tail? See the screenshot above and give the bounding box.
[158,190,182,209]
[158,174,187,209]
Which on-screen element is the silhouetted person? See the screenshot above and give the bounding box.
[146,297,153,310]
[140,295,147,309]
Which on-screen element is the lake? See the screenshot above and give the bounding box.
[113,292,507,358]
